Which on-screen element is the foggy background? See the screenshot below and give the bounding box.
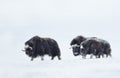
[0,0,120,63]
[0,0,120,78]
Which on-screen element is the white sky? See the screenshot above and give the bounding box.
[0,0,120,59]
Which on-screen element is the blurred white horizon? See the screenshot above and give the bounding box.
[0,0,120,60]
[0,0,120,78]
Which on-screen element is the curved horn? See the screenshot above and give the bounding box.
[24,45,33,50]
[69,44,80,49]
[72,44,80,47]
[80,44,83,49]
[29,46,33,50]
[24,45,29,49]
[22,49,25,52]
[69,47,72,49]
[79,42,83,50]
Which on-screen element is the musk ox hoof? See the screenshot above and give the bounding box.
[31,58,34,61]
[41,57,44,61]
[58,56,61,60]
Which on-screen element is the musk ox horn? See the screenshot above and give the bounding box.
[72,44,80,47]
[24,45,29,49]
[22,49,25,52]
[80,44,83,49]
[24,45,33,50]
[69,44,80,49]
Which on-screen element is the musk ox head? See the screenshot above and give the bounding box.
[24,45,33,57]
[23,36,40,57]
[71,44,80,56]
[70,35,86,56]
[70,35,86,45]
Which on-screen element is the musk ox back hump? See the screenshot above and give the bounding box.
[45,38,61,56]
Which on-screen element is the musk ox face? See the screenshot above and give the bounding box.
[71,44,80,56]
[24,37,36,55]
[24,44,33,56]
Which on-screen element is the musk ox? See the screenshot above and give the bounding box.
[80,38,112,58]
[23,36,61,61]
[70,35,111,58]
[70,36,96,57]
[70,35,87,56]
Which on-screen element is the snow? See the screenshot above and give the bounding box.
[0,0,120,78]
[0,55,120,78]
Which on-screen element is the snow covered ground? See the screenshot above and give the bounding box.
[0,56,120,78]
[0,0,120,78]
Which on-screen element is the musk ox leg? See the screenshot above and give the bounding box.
[51,56,55,60]
[109,53,112,57]
[96,56,98,58]
[57,56,61,60]
[106,54,112,58]
[95,55,98,58]
[106,54,109,58]
[97,52,103,58]
[51,56,61,60]
[101,52,105,58]
[102,54,104,58]
[31,57,34,61]
[90,54,93,59]
[41,56,44,61]
[98,54,101,58]
[95,55,100,58]
[81,50,87,59]
[106,53,112,58]
[97,54,103,58]
[82,54,86,59]
[82,56,86,59]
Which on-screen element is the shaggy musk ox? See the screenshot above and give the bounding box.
[23,36,61,61]
[70,35,111,58]
[70,36,86,56]
[80,38,112,58]
[70,36,95,56]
